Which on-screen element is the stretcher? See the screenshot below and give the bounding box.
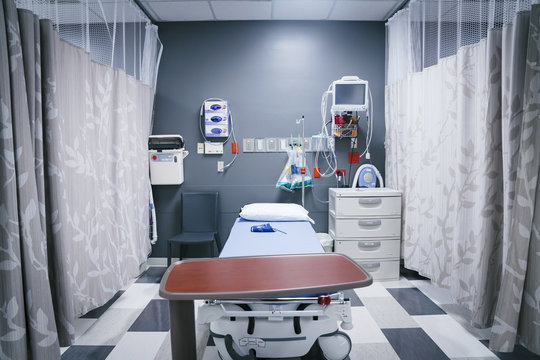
[195,219,372,360]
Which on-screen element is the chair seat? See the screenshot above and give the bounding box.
[168,232,216,245]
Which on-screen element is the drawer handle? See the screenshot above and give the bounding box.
[357,241,381,250]
[358,198,382,205]
[360,262,381,271]
[357,219,381,227]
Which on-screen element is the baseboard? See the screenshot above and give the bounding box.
[146,257,170,266]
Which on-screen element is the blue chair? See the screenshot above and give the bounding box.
[167,191,220,266]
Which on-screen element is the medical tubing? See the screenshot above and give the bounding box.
[307,155,338,204]
[314,86,338,178]
[223,108,238,169]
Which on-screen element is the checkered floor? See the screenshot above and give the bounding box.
[60,266,538,360]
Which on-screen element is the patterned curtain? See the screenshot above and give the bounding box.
[0,2,60,359]
[0,0,155,356]
[385,3,540,355]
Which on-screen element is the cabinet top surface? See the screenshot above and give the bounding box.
[329,187,402,197]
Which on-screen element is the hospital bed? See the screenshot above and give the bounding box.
[160,214,372,360]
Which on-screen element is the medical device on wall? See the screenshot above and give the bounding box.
[148,135,189,185]
[199,98,238,172]
[203,100,229,138]
[314,76,373,187]
[330,76,369,138]
[332,77,369,113]
[352,164,384,188]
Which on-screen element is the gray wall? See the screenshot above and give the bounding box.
[151,20,386,258]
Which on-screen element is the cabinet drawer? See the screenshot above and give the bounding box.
[330,217,401,238]
[354,259,400,281]
[334,239,400,259]
[331,196,401,217]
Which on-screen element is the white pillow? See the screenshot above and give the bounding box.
[239,203,315,224]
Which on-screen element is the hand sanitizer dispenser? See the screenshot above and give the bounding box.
[149,135,189,185]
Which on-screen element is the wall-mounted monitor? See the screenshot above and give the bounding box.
[332,77,369,112]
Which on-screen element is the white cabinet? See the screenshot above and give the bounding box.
[329,188,402,281]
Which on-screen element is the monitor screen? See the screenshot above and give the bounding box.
[334,83,366,106]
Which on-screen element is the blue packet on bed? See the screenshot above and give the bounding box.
[251,223,286,234]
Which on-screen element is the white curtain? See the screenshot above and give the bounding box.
[386,0,539,354]
[45,29,154,344]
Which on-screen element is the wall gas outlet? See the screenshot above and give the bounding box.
[255,138,266,152]
[303,138,312,152]
[266,138,278,152]
[243,138,254,152]
[278,138,289,152]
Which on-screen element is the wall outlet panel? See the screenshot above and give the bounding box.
[217,161,224,172]
[266,138,278,152]
[197,143,205,154]
[303,138,312,152]
[255,138,266,152]
[243,138,254,152]
[311,136,327,152]
[278,138,289,152]
[205,142,224,154]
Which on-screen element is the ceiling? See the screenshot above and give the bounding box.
[136,0,408,22]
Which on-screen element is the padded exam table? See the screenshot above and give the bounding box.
[159,219,372,360]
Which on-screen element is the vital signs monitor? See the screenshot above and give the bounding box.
[331,76,369,112]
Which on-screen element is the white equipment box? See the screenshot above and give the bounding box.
[149,135,189,185]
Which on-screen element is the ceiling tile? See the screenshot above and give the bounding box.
[273,0,334,20]
[211,1,271,21]
[145,1,214,21]
[330,0,398,21]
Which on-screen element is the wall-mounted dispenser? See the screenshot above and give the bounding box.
[149,135,189,185]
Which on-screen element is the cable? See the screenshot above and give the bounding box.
[223,108,238,170]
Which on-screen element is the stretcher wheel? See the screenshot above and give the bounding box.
[317,331,352,360]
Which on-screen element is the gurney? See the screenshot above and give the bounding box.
[196,218,372,360]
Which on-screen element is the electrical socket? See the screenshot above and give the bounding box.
[350,138,358,149]
[197,143,204,154]
[217,161,224,172]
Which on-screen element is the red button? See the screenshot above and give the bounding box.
[318,295,331,305]
[152,155,157,160]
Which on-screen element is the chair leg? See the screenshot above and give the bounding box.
[167,241,172,267]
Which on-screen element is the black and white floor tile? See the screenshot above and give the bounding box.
[60,266,539,360]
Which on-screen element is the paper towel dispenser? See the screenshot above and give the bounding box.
[149,135,189,185]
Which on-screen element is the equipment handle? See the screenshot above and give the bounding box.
[360,262,381,271]
[358,198,382,205]
[357,241,381,250]
[357,219,381,227]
